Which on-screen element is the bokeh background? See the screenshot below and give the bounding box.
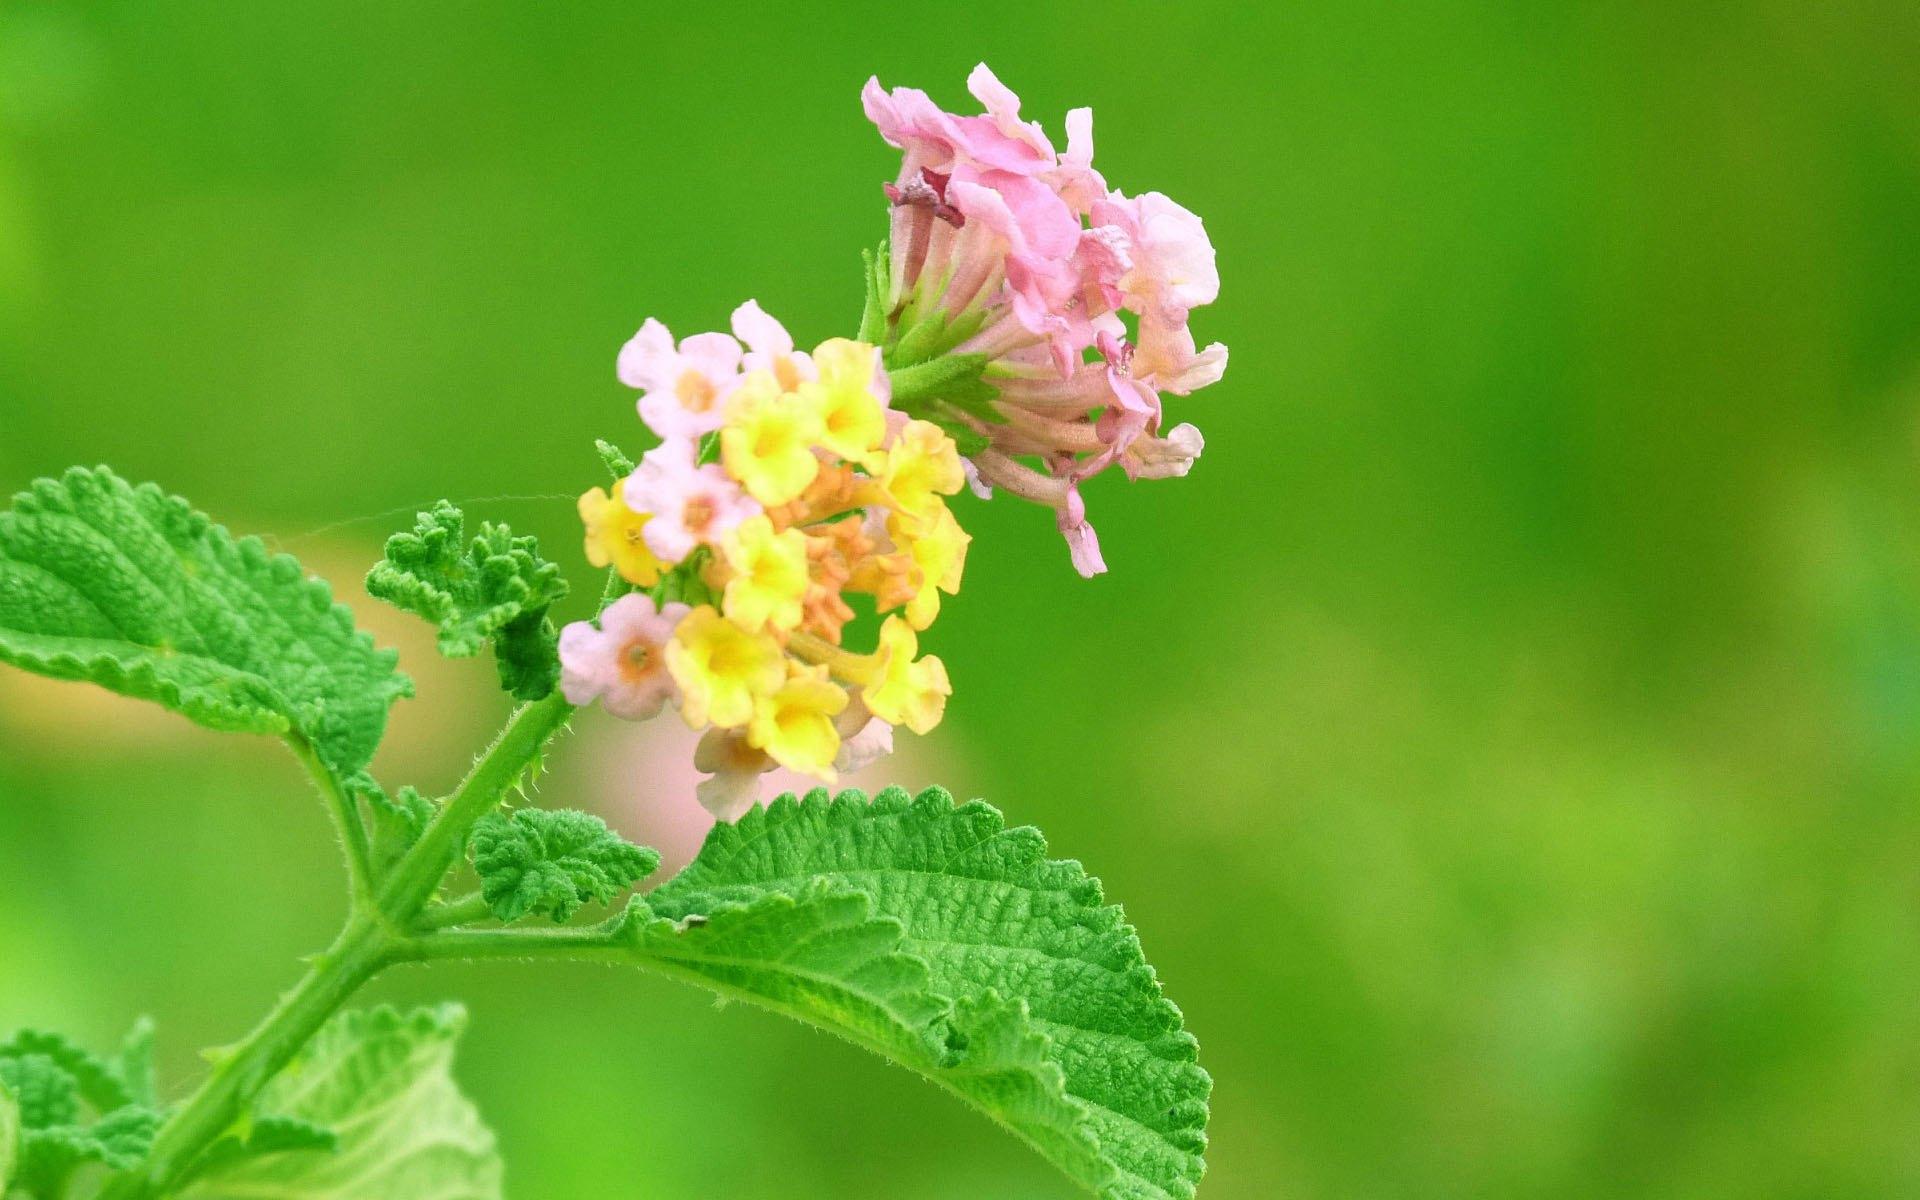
[4,3,1920,1196]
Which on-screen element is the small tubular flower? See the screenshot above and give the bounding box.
[578,485,664,586]
[718,514,810,633]
[861,616,951,735]
[733,299,815,390]
[870,419,965,518]
[665,605,786,729]
[619,318,743,441]
[625,439,760,564]
[747,663,849,779]
[892,502,969,630]
[557,594,690,721]
[721,371,824,506]
[801,338,891,462]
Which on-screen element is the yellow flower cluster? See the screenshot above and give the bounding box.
[584,338,969,782]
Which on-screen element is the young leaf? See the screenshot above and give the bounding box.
[177,1006,501,1200]
[0,467,412,779]
[471,808,661,923]
[0,1027,164,1197]
[365,502,569,701]
[625,787,1210,1200]
[346,775,438,878]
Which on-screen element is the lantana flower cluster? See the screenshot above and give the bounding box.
[560,66,1223,812]
[865,64,1225,576]
[561,300,968,816]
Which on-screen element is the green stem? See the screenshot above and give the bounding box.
[414,892,492,932]
[291,739,373,908]
[103,690,577,1199]
[99,916,397,1199]
[379,690,575,919]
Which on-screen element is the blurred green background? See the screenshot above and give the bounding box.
[3,2,1919,1196]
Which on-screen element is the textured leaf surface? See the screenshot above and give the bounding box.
[365,501,568,700]
[178,1005,501,1200]
[0,467,411,777]
[632,786,1210,1200]
[0,1026,162,1196]
[470,808,660,923]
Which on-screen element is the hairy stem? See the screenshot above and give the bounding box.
[414,892,493,932]
[102,690,577,1198]
[98,916,397,1199]
[291,738,374,908]
[380,689,575,918]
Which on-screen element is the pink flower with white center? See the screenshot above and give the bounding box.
[731,299,816,391]
[558,594,692,721]
[623,439,761,563]
[617,318,743,441]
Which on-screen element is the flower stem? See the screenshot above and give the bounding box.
[98,915,397,1199]
[101,690,577,1198]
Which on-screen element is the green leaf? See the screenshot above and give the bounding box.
[627,786,1210,1200]
[594,438,636,479]
[471,808,660,923]
[186,1115,339,1180]
[346,775,437,879]
[857,241,890,345]
[178,1006,501,1200]
[0,1076,16,1195]
[365,501,569,701]
[0,1026,163,1196]
[0,467,412,778]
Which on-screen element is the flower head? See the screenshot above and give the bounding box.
[618,318,743,441]
[558,594,690,721]
[866,65,1226,574]
[666,605,786,729]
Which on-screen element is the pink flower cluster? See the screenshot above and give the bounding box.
[865,65,1226,575]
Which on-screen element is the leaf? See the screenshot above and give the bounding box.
[0,467,412,778]
[471,808,660,924]
[0,1026,163,1196]
[365,501,569,701]
[116,1018,158,1110]
[594,438,636,479]
[0,1076,16,1194]
[178,1005,501,1200]
[628,786,1210,1200]
[186,1116,339,1179]
[346,775,437,878]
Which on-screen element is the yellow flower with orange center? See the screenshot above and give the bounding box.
[721,371,823,506]
[665,605,786,729]
[578,486,664,586]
